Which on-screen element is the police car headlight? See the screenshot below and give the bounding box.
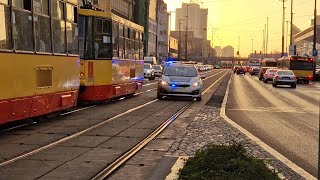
[161,80,169,86]
[192,82,200,87]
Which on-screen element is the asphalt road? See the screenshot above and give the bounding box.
[226,73,320,176]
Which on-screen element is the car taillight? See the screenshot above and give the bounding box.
[308,75,312,80]
[274,75,279,79]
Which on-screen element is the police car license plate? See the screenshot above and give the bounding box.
[173,88,185,92]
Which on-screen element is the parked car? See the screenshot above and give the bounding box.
[157,63,203,101]
[153,65,163,77]
[144,63,155,80]
[250,67,259,76]
[263,69,278,83]
[272,70,297,88]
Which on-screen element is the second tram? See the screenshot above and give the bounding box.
[78,8,144,102]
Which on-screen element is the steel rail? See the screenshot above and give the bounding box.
[91,70,230,180]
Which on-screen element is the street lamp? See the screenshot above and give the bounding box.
[279,0,288,56]
[185,4,190,60]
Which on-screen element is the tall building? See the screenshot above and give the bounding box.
[157,0,169,63]
[175,3,208,40]
[148,0,157,57]
[111,0,135,21]
[134,0,157,58]
[222,46,234,57]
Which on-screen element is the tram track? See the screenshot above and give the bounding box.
[91,70,229,180]
[0,70,227,169]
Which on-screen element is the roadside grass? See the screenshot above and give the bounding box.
[178,143,280,180]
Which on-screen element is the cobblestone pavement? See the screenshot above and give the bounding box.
[167,104,305,180]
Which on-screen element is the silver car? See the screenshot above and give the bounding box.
[272,70,297,88]
[144,63,155,80]
[157,64,203,101]
[153,65,163,77]
[263,69,278,83]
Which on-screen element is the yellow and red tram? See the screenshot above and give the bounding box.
[0,0,79,124]
[77,8,144,102]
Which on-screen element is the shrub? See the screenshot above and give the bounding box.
[178,143,280,180]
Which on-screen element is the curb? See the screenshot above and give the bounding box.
[220,74,316,180]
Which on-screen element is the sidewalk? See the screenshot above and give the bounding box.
[160,74,305,180]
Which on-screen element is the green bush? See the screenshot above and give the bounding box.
[178,143,280,180]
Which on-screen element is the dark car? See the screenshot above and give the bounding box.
[233,66,239,73]
[236,67,246,74]
[250,67,259,76]
[258,67,270,81]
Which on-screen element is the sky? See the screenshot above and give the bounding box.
[163,0,318,57]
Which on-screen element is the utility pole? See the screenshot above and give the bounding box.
[178,19,183,60]
[313,0,317,54]
[251,38,253,54]
[212,29,214,47]
[286,21,289,53]
[266,17,269,58]
[185,4,190,60]
[238,36,240,57]
[290,0,293,45]
[279,0,288,56]
[262,29,266,54]
[264,24,266,57]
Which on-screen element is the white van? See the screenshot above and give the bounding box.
[144,57,157,65]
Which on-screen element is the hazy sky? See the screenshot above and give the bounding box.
[164,0,318,57]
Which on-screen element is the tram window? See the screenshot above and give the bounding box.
[52,0,64,20]
[13,0,31,10]
[103,20,111,33]
[0,5,12,50]
[0,0,8,4]
[66,3,76,22]
[66,22,78,55]
[112,22,119,57]
[95,18,102,33]
[34,15,51,52]
[13,9,34,51]
[34,0,49,15]
[52,19,66,54]
[78,16,85,58]
[94,18,112,59]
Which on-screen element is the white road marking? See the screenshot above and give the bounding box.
[220,74,317,180]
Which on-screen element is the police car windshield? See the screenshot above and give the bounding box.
[164,66,198,77]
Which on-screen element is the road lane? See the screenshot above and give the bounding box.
[226,73,319,176]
